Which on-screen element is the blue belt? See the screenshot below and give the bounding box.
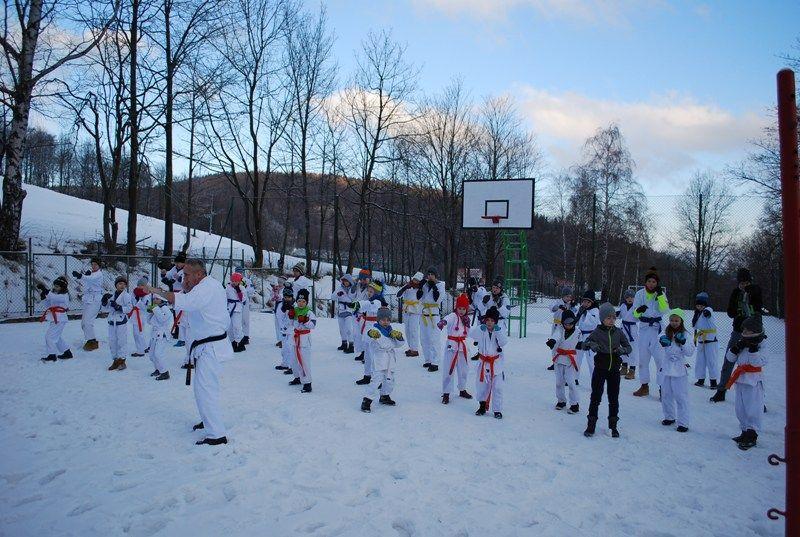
[639,316,661,327]
[580,329,593,335]
[621,321,636,342]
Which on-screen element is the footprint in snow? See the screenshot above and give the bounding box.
[13,494,44,507]
[68,502,97,517]
[38,468,66,485]
[300,521,325,533]
[138,452,154,460]
[391,519,417,537]
[223,486,237,502]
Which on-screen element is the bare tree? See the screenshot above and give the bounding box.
[0,0,119,250]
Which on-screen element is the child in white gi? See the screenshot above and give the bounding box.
[146,294,173,380]
[438,293,473,404]
[659,309,694,432]
[546,310,580,413]
[352,269,371,361]
[38,276,72,362]
[417,268,445,372]
[226,272,245,352]
[360,307,405,413]
[130,279,151,357]
[725,315,767,450]
[275,288,295,374]
[332,274,355,353]
[287,288,317,393]
[470,306,509,419]
[465,277,488,361]
[240,270,254,346]
[550,285,576,336]
[575,290,600,384]
[103,276,133,371]
[397,271,423,357]
[617,289,638,379]
[478,277,511,334]
[632,267,670,397]
[691,292,719,389]
[72,256,104,351]
[353,281,387,385]
[161,253,186,346]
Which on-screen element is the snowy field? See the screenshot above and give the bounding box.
[0,312,785,536]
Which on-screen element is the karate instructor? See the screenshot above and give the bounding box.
[143,258,231,446]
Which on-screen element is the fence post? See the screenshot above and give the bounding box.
[27,237,33,317]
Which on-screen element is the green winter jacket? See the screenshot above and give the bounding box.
[584,325,632,370]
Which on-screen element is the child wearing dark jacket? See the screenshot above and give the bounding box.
[580,302,632,438]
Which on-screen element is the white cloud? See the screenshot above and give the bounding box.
[515,86,768,189]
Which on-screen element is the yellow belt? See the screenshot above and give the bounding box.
[421,303,439,326]
[694,328,717,343]
[403,299,419,313]
[553,319,562,325]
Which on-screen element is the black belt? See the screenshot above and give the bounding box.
[186,332,228,385]
[108,318,128,326]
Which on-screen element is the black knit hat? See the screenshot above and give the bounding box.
[90,256,102,266]
[492,277,503,289]
[737,267,752,283]
[175,252,187,264]
[484,306,500,322]
[741,314,763,335]
[582,289,596,302]
[561,310,576,326]
[297,288,310,302]
[426,267,438,278]
[114,276,128,286]
[645,266,659,282]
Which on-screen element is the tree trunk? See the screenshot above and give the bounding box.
[163,0,174,255]
[126,0,140,256]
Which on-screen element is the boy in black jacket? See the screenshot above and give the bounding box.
[581,302,632,438]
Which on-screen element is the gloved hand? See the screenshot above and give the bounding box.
[111,301,122,312]
[480,324,487,332]
[84,270,91,276]
[367,328,381,339]
[492,325,501,332]
[545,339,556,349]
[675,332,687,345]
[729,342,743,355]
[36,283,46,291]
[147,303,156,313]
[482,295,490,305]
[496,346,503,352]
[655,285,663,296]
[72,270,82,278]
[659,334,671,347]
[336,291,344,297]
[636,305,648,314]
[101,293,112,306]
[558,304,566,311]
[747,343,760,353]
[352,302,361,313]
[390,330,404,341]
[436,319,446,330]
[287,308,296,320]
[702,309,712,318]
[297,315,309,324]
[575,341,583,350]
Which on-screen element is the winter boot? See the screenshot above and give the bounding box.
[494,412,503,419]
[546,364,555,371]
[232,341,244,353]
[676,426,689,433]
[289,377,301,386]
[379,395,396,406]
[441,393,450,405]
[283,368,294,375]
[275,365,288,370]
[584,416,598,437]
[108,358,122,371]
[709,379,718,389]
[241,336,250,346]
[459,390,473,399]
[575,379,580,386]
[337,341,347,351]
[192,421,205,431]
[427,364,439,372]
[361,397,372,413]
[609,417,620,438]
[196,436,227,446]
[732,431,746,443]
[619,364,629,377]
[181,363,190,369]
[694,379,705,387]
[662,419,676,426]
[422,362,431,369]
[475,401,487,416]
[355,375,371,386]
[344,342,354,354]
[625,367,636,380]
[555,401,566,410]
[155,371,170,381]
[633,384,649,397]
[116,358,127,371]
[58,349,73,360]
[710,390,726,403]
[301,383,312,393]
[150,369,161,377]
[404,349,412,356]
[276,341,282,348]
[355,352,365,363]
[568,404,580,414]
[407,350,419,357]
[131,352,144,357]
[41,354,57,362]
[737,429,758,450]
[83,339,99,351]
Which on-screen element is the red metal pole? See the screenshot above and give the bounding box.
[775,68,800,534]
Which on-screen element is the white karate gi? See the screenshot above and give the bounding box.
[399,286,421,352]
[332,282,355,344]
[726,342,767,433]
[352,283,370,356]
[174,275,233,440]
[356,298,383,377]
[41,291,70,356]
[241,277,255,338]
[130,293,151,354]
[477,292,511,333]
[439,312,470,395]
[79,269,104,341]
[692,307,719,382]
[660,329,695,428]
[551,326,580,406]
[617,302,639,367]
[550,299,576,336]
[364,326,404,400]
[288,310,317,384]
[633,288,670,385]
[147,302,173,373]
[165,265,187,342]
[417,281,445,366]
[469,324,509,413]
[226,283,245,345]
[290,274,312,299]
[277,303,294,369]
[576,306,600,381]
[103,290,133,359]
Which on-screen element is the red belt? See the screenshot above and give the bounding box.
[360,315,377,334]
[128,306,143,332]
[726,364,762,390]
[172,310,183,331]
[40,306,67,323]
[294,329,311,376]
[479,353,500,407]
[552,347,578,371]
[447,335,467,374]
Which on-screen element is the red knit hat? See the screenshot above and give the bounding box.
[455,293,469,310]
[231,272,243,284]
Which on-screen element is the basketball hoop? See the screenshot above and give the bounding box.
[481,215,502,224]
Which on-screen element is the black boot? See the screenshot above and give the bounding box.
[337,341,347,351]
[301,383,312,393]
[422,362,431,368]
[181,363,190,369]
[737,429,758,450]
[475,402,487,416]
[732,431,746,443]
[459,390,473,399]
[151,369,161,377]
[584,416,597,437]
[427,364,439,372]
[494,412,503,419]
[555,401,566,410]
[355,352,365,362]
[41,354,57,362]
[289,377,301,386]
[694,379,705,387]
[355,375,371,385]
[283,368,294,375]
[155,371,170,381]
[568,404,579,414]
[361,397,372,413]
[241,336,250,345]
[344,342,355,354]
[442,393,450,404]
[546,364,555,371]
[379,395,396,406]
[710,390,726,403]
[275,365,288,370]
[232,341,244,353]
[709,379,718,389]
[196,436,227,446]
[609,417,619,438]
[58,349,73,359]
[676,425,689,433]
[662,419,676,426]
[192,421,205,431]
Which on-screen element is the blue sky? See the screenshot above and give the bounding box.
[325,0,800,193]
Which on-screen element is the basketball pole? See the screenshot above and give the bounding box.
[771,68,799,532]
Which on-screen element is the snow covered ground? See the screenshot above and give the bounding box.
[0,312,785,536]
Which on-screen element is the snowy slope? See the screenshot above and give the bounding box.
[0,312,785,536]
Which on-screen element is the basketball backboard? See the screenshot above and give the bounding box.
[462,179,534,229]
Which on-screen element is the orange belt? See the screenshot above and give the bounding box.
[172,310,183,331]
[293,329,311,376]
[447,335,467,374]
[726,364,762,390]
[128,306,143,332]
[40,306,67,323]
[479,353,500,407]
[360,315,377,334]
[553,347,578,371]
